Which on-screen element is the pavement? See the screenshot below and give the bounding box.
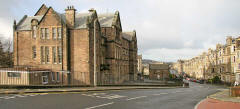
[0,86,181,95]
[0,80,183,95]
[0,82,225,109]
[195,88,240,109]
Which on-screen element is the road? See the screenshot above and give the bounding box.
[0,82,225,109]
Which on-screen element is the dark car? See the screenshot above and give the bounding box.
[199,80,204,84]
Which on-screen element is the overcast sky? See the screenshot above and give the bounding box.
[1,0,240,62]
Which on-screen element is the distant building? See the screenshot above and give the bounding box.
[149,63,170,80]
[137,55,143,74]
[143,64,149,78]
[178,36,240,84]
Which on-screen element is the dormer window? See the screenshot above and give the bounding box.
[31,19,38,39]
[32,26,37,38]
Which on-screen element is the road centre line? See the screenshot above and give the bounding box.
[126,96,147,101]
[85,102,114,109]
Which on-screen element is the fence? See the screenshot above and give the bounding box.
[0,67,71,87]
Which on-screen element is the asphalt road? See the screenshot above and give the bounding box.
[0,82,225,109]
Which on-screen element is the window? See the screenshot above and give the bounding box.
[32,26,37,38]
[238,51,240,58]
[51,72,55,81]
[45,46,50,63]
[234,46,236,52]
[56,72,60,81]
[52,28,57,39]
[42,73,48,84]
[52,46,57,63]
[41,46,45,63]
[57,28,62,39]
[8,72,21,77]
[41,28,45,39]
[57,46,62,64]
[32,46,36,59]
[45,28,49,39]
[234,56,236,62]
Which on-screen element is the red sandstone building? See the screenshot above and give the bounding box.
[0,4,138,86]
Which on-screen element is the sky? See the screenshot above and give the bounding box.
[1,0,240,62]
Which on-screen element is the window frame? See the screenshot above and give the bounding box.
[32,46,36,59]
[7,72,21,78]
[52,28,57,39]
[41,46,45,64]
[41,28,45,39]
[57,46,62,64]
[57,27,62,39]
[45,46,50,63]
[52,46,57,64]
[45,28,49,39]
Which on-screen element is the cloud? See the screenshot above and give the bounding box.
[1,0,240,62]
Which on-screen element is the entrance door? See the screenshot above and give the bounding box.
[42,72,48,84]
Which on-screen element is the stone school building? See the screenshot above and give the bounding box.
[0,4,138,86]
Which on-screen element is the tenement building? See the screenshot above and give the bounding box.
[174,36,240,85]
[4,4,138,86]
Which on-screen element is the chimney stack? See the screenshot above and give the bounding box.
[65,5,76,28]
[88,8,95,12]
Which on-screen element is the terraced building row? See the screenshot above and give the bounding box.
[174,36,240,84]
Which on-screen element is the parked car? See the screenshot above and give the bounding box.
[191,78,197,82]
[199,80,204,84]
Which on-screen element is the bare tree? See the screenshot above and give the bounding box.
[0,37,13,67]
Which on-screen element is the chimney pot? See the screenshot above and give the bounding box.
[88,8,95,12]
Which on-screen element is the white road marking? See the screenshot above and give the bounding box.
[126,96,147,101]
[96,94,126,99]
[153,93,168,96]
[176,91,183,93]
[85,102,114,109]
[14,95,27,97]
[4,96,15,99]
[28,94,38,96]
[82,93,125,100]
[194,98,206,109]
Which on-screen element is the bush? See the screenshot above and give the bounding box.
[212,76,221,84]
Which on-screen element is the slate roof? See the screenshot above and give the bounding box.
[149,64,169,70]
[98,13,115,27]
[17,15,43,30]
[16,12,93,30]
[16,11,116,30]
[122,32,134,41]
[75,13,92,29]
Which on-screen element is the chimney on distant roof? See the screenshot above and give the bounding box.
[226,36,233,45]
[65,5,76,28]
[88,8,95,12]
[13,20,17,31]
